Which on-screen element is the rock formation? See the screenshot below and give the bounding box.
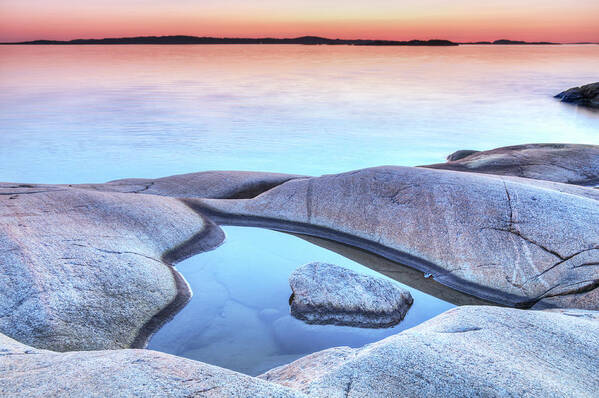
[78,170,304,199]
[423,143,599,186]
[4,306,597,397]
[555,82,599,109]
[0,184,224,351]
[445,149,479,161]
[289,262,413,327]
[0,332,305,398]
[1,152,599,396]
[261,306,599,398]
[188,166,599,310]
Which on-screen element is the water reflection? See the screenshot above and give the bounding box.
[1,45,598,184]
[295,233,493,306]
[148,226,454,376]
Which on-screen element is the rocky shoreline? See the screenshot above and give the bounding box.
[423,143,599,186]
[260,306,599,397]
[190,165,599,309]
[2,306,598,397]
[555,82,599,109]
[1,143,598,396]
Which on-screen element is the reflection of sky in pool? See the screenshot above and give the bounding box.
[148,226,454,376]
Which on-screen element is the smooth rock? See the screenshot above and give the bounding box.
[423,143,599,186]
[289,262,413,327]
[446,149,479,161]
[0,333,305,398]
[554,82,599,109]
[0,184,224,351]
[79,170,305,198]
[260,306,599,398]
[189,166,599,309]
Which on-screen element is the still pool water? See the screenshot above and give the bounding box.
[148,226,455,376]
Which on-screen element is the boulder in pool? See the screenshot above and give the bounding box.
[260,306,599,397]
[423,143,599,186]
[0,184,225,351]
[0,332,306,398]
[554,82,599,109]
[289,262,413,328]
[189,166,599,310]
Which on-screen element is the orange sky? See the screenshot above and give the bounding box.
[1,1,598,43]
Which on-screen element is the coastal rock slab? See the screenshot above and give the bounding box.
[0,184,224,351]
[445,149,479,161]
[554,82,599,109]
[189,166,599,309]
[289,262,413,327]
[423,143,599,186]
[79,170,304,199]
[0,333,305,398]
[260,306,599,398]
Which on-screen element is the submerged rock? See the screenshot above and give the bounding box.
[189,166,599,310]
[554,82,599,109]
[0,184,225,351]
[260,306,599,398]
[289,262,413,328]
[423,143,599,186]
[79,170,305,199]
[0,333,305,398]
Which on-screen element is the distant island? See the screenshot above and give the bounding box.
[1,35,458,46]
[461,39,559,45]
[3,35,590,47]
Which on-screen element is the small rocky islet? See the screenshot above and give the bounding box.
[554,82,599,109]
[1,142,599,397]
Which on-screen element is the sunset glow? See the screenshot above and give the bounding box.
[1,0,598,43]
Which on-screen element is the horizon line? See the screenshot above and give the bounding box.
[2,34,595,45]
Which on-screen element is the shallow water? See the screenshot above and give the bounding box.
[1,45,598,183]
[148,226,454,376]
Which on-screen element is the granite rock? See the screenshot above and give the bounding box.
[79,170,305,199]
[260,306,599,398]
[289,262,413,327]
[424,143,599,186]
[189,166,599,309]
[446,149,479,161]
[554,82,599,109]
[0,332,305,398]
[0,184,224,351]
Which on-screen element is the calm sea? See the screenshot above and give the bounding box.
[1,45,597,183]
[1,44,598,375]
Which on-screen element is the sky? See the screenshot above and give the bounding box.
[1,0,598,43]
